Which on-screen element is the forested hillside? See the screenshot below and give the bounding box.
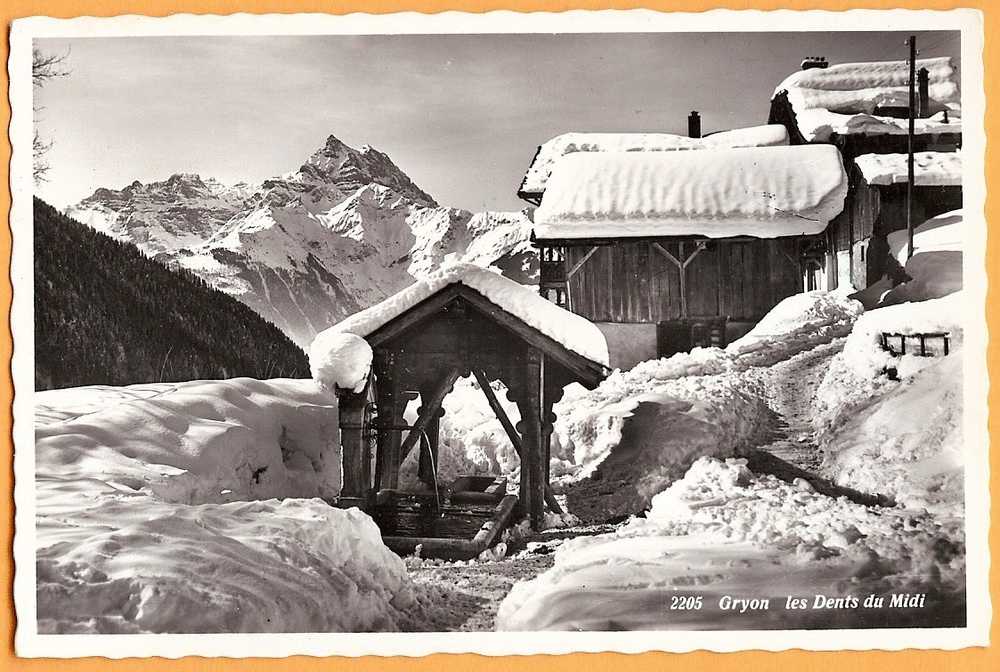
[34,198,309,389]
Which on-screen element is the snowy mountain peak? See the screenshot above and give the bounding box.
[297,135,438,208]
[66,131,533,347]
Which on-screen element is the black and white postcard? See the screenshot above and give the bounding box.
[7,8,990,657]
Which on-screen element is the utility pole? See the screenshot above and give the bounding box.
[906,35,916,260]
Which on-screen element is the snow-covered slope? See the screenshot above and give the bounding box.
[67,135,534,347]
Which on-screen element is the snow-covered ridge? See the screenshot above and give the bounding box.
[855,151,962,186]
[534,144,848,240]
[67,173,251,256]
[773,57,962,142]
[520,124,789,195]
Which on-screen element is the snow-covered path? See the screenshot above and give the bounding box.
[406,525,617,631]
[746,339,889,506]
[752,340,840,471]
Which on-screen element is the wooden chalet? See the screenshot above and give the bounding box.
[333,265,609,531]
[768,55,963,291]
[825,153,962,289]
[521,143,848,369]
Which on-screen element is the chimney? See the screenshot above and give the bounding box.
[800,56,829,70]
[917,67,930,117]
[688,110,701,139]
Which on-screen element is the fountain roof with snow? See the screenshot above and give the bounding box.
[330,262,610,368]
[329,262,610,534]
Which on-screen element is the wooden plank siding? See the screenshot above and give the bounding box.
[825,168,963,289]
[565,238,802,324]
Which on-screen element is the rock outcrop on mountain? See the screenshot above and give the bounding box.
[67,135,534,347]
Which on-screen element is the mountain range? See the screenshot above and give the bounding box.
[67,135,535,347]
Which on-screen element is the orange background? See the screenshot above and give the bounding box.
[2,1,996,670]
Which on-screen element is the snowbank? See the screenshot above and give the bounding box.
[881,210,964,305]
[520,125,789,194]
[814,293,964,510]
[533,145,847,240]
[550,290,862,514]
[816,293,963,416]
[726,290,863,366]
[554,373,773,517]
[309,330,373,392]
[330,261,610,366]
[36,378,344,504]
[35,379,422,633]
[887,209,964,265]
[855,151,962,187]
[773,57,962,142]
[497,457,964,630]
[819,352,963,513]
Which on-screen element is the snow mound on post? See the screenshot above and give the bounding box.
[855,151,962,187]
[521,124,789,194]
[33,379,424,633]
[330,261,610,366]
[310,330,373,392]
[533,145,847,240]
[773,57,962,142]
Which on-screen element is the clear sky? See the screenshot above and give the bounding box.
[34,30,960,212]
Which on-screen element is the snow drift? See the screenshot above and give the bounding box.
[814,293,964,511]
[34,379,422,633]
[883,210,964,305]
[533,145,848,240]
[547,291,862,516]
[497,457,965,631]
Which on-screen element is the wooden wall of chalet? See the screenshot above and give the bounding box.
[564,238,802,324]
[827,165,963,287]
[830,173,963,255]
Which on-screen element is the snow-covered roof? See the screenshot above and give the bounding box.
[533,145,848,241]
[330,262,610,367]
[854,151,962,187]
[773,57,962,142]
[520,125,790,195]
